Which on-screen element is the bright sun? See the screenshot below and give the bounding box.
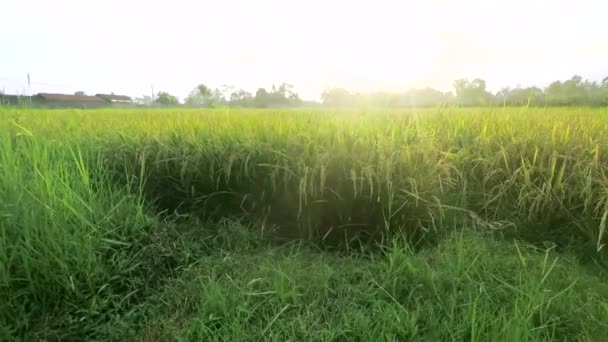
[345,37,442,83]
[312,2,445,89]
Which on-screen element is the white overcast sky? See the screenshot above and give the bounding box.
[1,0,607,100]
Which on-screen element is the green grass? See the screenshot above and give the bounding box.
[135,229,608,342]
[1,107,608,340]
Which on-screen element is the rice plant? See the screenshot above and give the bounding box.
[1,106,608,340]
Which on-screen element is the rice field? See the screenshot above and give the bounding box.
[2,107,608,340]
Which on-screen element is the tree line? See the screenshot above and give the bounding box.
[136,83,307,108]
[139,75,608,108]
[323,76,608,107]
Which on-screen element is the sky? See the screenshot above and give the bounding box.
[1,0,608,101]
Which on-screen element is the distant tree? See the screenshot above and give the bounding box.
[406,88,454,107]
[497,86,544,106]
[270,83,300,103]
[74,91,86,96]
[452,79,468,101]
[283,84,301,103]
[321,87,453,107]
[562,75,587,105]
[184,84,224,107]
[321,88,353,106]
[197,84,211,97]
[220,84,236,101]
[254,88,269,107]
[545,81,565,105]
[316,75,608,108]
[597,76,608,106]
[257,83,301,107]
[155,91,179,105]
[184,84,208,107]
[229,89,253,106]
[453,78,492,106]
[544,75,596,106]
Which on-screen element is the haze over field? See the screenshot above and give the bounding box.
[4,1,608,340]
[2,0,608,99]
[3,107,608,340]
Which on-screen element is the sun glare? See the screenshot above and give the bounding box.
[309,1,446,90]
[338,36,443,86]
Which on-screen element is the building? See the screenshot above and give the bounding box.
[0,92,135,108]
[33,93,108,108]
[0,94,32,106]
[95,94,133,106]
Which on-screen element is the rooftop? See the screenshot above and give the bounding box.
[95,94,133,102]
[36,93,107,103]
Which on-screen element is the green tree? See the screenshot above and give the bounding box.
[254,88,269,108]
[184,84,224,107]
[562,75,587,105]
[545,81,565,105]
[498,87,544,106]
[229,89,253,106]
[264,83,301,107]
[545,75,597,106]
[155,91,179,105]
[453,78,492,106]
[220,84,236,101]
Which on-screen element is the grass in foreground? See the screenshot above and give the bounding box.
[18,222,608,341]
[2,107,608,340]
[143,228,608,342]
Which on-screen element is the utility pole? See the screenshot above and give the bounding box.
[27,72,31,96]
[151,84,155,103]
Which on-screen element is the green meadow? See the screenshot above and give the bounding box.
[2,107,608,341]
